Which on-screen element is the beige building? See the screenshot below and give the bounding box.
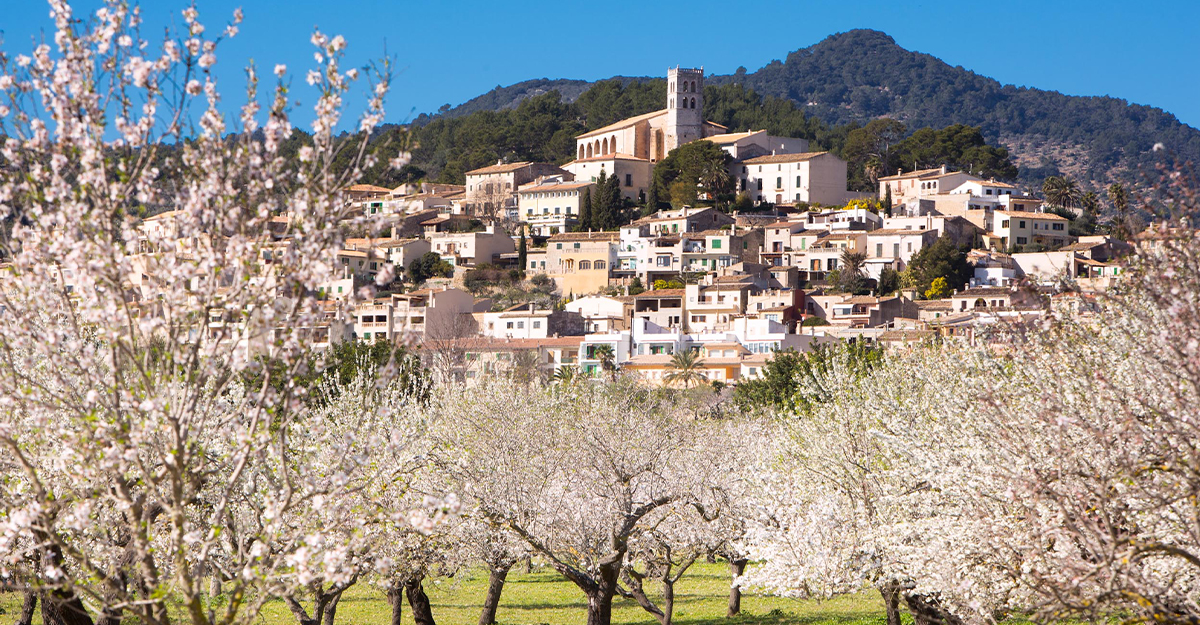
[738,152,858,206]
[878,167,981,203]
[463,161,568,216]
[990,210,1071,251]
[562,154,653,202]
[427,227,516,268]
[517,178,595,236]
[533,231,620,295]
[705,129,809,161]
[572,67,726,164]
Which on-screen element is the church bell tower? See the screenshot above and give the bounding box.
[665,66,704,152]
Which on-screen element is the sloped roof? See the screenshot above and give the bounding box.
[741,151,829,165]
[576,110,667,139]
[466,161,539,176]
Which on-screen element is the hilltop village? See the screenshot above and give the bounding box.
[137,67,1162,386]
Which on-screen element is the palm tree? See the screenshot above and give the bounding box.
[1042,176,1081,210]
[663,349,708,389]
[590,344,617,380]
[1108,182,1130,240]
[1080,191,1101,217]
[552,364,579,386]
[700,161,733,199]
[839,249,868,277]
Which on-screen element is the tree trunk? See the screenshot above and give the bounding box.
[522,556,532,575]
[880,582,902,625]
[404,577,436,625]
[283,596,318,625]
[904,593,962,625]
[386,583,404,625]
[14,591,37,625]
[209,570,222,597]
[40,591,95,625]
[585,589,614,625]
[477,564,510,625]
[585,561,621,625]
[661,580,675,625]
[321,590,344,625]
[726,559,747,617]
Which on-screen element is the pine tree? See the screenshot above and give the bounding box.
[883,186,893,217]
[579,187,593,231]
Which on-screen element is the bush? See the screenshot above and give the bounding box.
[801,316,830,327]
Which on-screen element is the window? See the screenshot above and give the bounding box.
[756,179,763,190]
[506,322,514,329]
[1019,220,1027,229]
[1001,220,1009,228]
[516,321,524,329]
[579,261,591,270]
[594,260,606,269]
[625,174,632,187]
[533,321,541,329]
[907,242,913,252]
[573,243,580,249]
[1017,237,1028,245]
[556,243,563,249]
[796,175,802,186]
[776,177,782,189]
[1052,223,1065,231]
[529,261,536,269]
[711,239,722,249]
[554,207,560,214]
[893,243,900,257]
[876,243,883,257]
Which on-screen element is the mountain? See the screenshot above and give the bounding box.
[421,30,1200,188]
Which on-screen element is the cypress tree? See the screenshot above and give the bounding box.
[644,180,660,217]
[604,174,622,229]
[517,226,527,272]
[579,187,593,231]
[593,171,610,230]
[883,185,893,217]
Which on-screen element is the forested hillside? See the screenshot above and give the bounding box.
[419,29,1200,188]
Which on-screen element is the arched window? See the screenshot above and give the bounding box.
[594,260,606,270]
[579,261,591,270]
[579,145,585,160]
[602,138,608,155]
[669,81,674,93]
[669,98,674,109]
[974,298,987,309]
[691,80,696,92]
[586,144,593,158]
[681,81,688,93]
[690,97,696,109]
[594,140,601,156]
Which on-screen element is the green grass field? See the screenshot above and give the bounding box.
[1,563,892,625]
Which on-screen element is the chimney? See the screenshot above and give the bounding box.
[940,164,947,175]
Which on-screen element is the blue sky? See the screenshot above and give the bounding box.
[4,0,1198,131]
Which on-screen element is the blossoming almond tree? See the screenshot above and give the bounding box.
[739,343,1019,625]
[954,232,1200,625]
[431,378,725,625]
[0,2,422,625]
